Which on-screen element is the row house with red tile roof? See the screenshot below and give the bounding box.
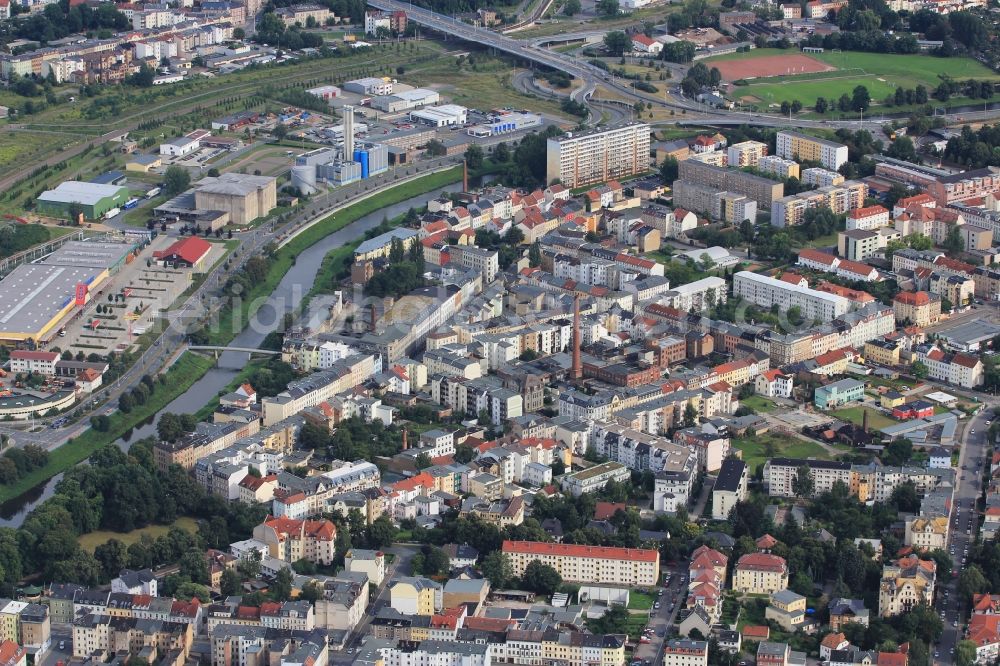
[732,553,789,595]
[688,546,727,623]
[914,344,984,388]
[968,615,1000,665]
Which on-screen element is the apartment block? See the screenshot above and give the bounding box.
[712,458,748,520]
[801,167,845,188]
[727,141,767,168]
[771,181,866,227]
[733,553,789,595]
[673,180,756,223]
[502,540,660,586]
[758,155,800,179]
[252,516,336,565]
[545,124,651,188]
[678,159,784,209]
[733,271,850,321]
[560,461,631,496]
[776,131,848,171]
[662,640,709,666]
[878,555,935,617]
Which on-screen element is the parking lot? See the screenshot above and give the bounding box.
[54,236,226,358]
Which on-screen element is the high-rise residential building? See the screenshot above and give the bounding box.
[726,140,767,168]
[545,123,650,188]
[771,181,866,227]
[677,159,784,208]
[776,131,849,171]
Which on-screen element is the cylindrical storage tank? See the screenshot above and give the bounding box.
[291,165,317,194]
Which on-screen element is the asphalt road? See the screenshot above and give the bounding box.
[933,404,992,663]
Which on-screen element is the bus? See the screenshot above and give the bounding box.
[146,187,161,198]
[123,198,139,210]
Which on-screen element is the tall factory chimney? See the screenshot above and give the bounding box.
[370,303,377,333]
[343,105,355,158]
[402,429,409,450]
[572,294,582,380]
[462,159,469,192]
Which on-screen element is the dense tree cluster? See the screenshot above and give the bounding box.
[17,441,269,586]
[297,415,407,462]
[943,124,1000,168]
[500,126,563,188]
[0,225,50,259]
[254,13,325,49]
[9,1,129,43]
[0,445,49,485]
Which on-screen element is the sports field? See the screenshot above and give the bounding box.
[704,49,1000,109]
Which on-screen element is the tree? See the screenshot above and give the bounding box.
[529,241,542,267]
[415,452,432,469]
[596,0,619,15]
[163,166,191,196]
[959,564,989,603]
[815,97,828,114]
[522,560,562,596]
[220,568,242,596]
[563,0,581,15]
[911,361,929,379]
[425,139,447,156]
[494,142,510,163]
[956,640,977,666]
[157,412,187,443]
[94,539,128,580]
[238,550,262,579]
[603,31,631,56]
[270,567,293,601]
[365,515,397,549]
[943,224,964,255]
[481,551,513,588]
[851,85,872,112]
[128,63,155,87]
[272,124,288,141]
[792,465,814,497]
[660,156,679,182]
[464,144,484,171]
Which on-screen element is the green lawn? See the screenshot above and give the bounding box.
[741,395,778,413]
[78,516,199,552]
[0,353,214,504]
[705,49,1000,111]
[733,432,833,475]
[628,590,656,610]
[831,405,896,430]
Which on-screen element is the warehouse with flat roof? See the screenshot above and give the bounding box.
[36,181,131,220]
[0,240,135,346]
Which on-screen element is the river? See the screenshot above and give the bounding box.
[0,180,464,527]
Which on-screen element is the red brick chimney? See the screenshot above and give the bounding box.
[462,159,469,193]
[402,430,408,450]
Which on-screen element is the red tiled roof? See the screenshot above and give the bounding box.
[502,540,659,562]
[895,291,930,306]
[849,204,888,219]
[153,236,212,265]
[743,625,770,639]
[736,552,787,572]
[838,259,876,277]
[968,615,1000,648]
[799,248,838,266]
[11,350,58,361]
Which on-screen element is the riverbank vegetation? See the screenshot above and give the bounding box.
[0,353,213,504]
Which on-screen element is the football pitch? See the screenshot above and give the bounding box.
[702,49,1000,109]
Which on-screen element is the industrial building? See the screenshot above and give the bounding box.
[343,77,393,95]
[409,104,468,127]
[545,123,651,189]
[193,173,277,225]
[370,88,440,113]
[466,112,542,137]
[0,240,135,346]
[36,181,130,220]
[291,108,388,193]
